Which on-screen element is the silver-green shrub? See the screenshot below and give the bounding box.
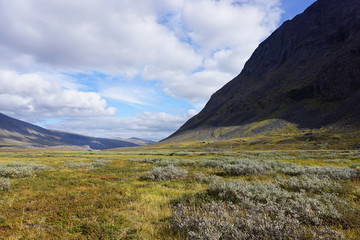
[91,159,112,167]
[147,165,188,181]
[0,178,10,191]
[65,162,94,169]
[208,180,345,225]
[222,161,269,176]
[275,175,342,194]
[172,201,343,240]
[194,173,221,184]
[0,163,52,178]
[303,166,359,180]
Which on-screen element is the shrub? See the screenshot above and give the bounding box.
[275,175,343,194]
[303,166,359,180]
[198,159,224,168]
[194,173,221,184]
[222,161,269,176]
[0,178,10,191]
[208,180,346,225]
[0,163,52,178]
[128,158,182,166]
[92,159,112,167]
[172,201,343,240]
[0,166,34,178]
[65,162,94,169]
[275,163,359,180]
[146,165,188,181]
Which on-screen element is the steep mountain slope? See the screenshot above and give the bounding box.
[166,0,360,142]
[0,113,138,149]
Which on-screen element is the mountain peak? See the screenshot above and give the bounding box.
[166,0,360,142]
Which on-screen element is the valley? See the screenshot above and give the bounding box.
[0,148,359,239]
[1,0,359,239]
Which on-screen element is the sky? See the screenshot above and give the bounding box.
[0,0,316,141]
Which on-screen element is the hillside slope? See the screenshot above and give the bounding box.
[0,113,138,150]
[166,0,360,142]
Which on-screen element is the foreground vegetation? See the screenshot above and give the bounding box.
[0,149,359,239]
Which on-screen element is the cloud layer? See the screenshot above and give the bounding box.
[0,70,116,121]
[46,111,198,141]
[0,0,283,139]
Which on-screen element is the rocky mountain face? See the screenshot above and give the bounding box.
[166,0,360,141]
[0,113,138,150]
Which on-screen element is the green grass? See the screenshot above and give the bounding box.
[0,149,358,239]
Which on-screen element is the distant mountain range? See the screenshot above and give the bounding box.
[165,0,360,142]
[0,112,152,150]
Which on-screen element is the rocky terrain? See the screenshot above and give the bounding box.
[166,0,360,142]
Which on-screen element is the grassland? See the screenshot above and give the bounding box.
[0,149,359,239]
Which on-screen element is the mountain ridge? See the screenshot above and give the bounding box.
[165,0,360,142]
[0,112,140,150]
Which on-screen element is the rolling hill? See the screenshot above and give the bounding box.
[0,112,139,150]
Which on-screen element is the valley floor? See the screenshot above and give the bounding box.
[0,149,359,239]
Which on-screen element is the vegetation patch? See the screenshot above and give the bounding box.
[172,178,354,239]
[146,165,188,181]
[275,175,343,194]
[172,201,343,240]
[0,163,52,178]
[0,150,358,239]
[0,177,10,191]
[65,162,94,169]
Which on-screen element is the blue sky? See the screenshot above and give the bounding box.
[0,0,316,140]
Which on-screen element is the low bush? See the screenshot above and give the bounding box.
[208,180,346,225]
[194,173,221,184]
[65,162,94,169]
[172,201,343,240]
[0,163,52,178]
[92,159,112,167]
[146,165,188,181]
[0,178,10,191]
[303,166,359,180]
[275,175,342,194]
[219,158,359,180]
[222,161,269,176]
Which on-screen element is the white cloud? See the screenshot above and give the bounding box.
[45,111,198,141]
[142,68,234,103]
[0,0,201,75]
[0,70,116,121]
[0,0,283,139]
[100,86,158,107]
[0,0,281,103]
[142,0,282,101]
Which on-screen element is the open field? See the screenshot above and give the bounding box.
[0,149,359,239]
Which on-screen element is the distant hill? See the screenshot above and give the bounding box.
[0,112,139,150]
[128,138,156,145]
[165,0,360,142]
[114,137,156,146]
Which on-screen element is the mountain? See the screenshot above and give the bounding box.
[165,0,360,142]
[0,113,138,150]
[114,137,156,146]
[128,138,156,145]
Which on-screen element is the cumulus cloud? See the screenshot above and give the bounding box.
[45,110,198,141]
[0,0,282,102]
[0,70,116,121]
[100,85,158,107]
[0,0,201,75]
[143,0,282,101]
[0,0,283,139]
